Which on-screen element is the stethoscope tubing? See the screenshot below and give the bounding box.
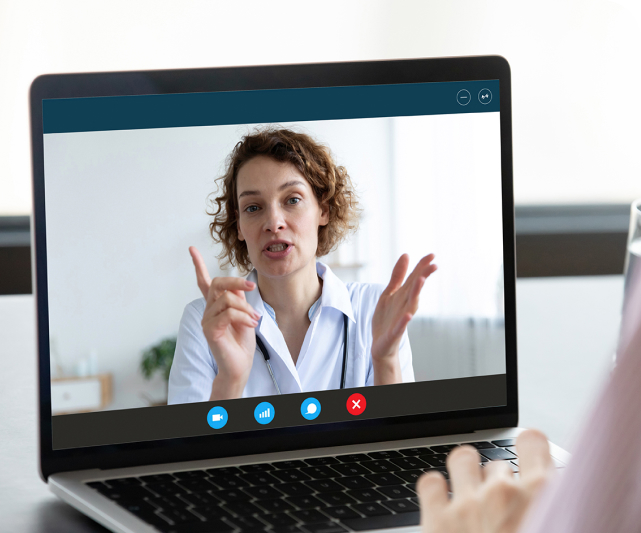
[255,313,349,394]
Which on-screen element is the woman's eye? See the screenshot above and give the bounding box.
[287,197,301,205]
[245,205,258,213]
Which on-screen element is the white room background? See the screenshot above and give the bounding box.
[2,0,641,216]
[44,114,505,410]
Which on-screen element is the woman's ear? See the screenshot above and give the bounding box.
[319,202,330,226]
[236,210,245,241]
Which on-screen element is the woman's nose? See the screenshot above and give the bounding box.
[263,205,286,232]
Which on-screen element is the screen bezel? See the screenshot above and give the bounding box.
[31,56,517,480]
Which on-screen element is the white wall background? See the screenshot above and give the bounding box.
[43,114,505,409]
[2,0,641,216]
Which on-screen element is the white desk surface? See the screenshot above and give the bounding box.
[0,276,624,532]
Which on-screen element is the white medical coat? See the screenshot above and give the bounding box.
[168,261,414,403]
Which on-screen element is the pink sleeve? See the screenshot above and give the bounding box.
[520,268,641,533]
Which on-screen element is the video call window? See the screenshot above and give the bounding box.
[42,81,506,447]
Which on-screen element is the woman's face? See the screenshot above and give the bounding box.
[236,156,329,279]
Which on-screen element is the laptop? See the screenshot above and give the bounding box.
[30,56,569,533]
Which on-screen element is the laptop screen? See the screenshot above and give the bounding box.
[40,78,507,450]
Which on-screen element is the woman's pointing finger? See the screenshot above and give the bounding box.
[189,246,212,298]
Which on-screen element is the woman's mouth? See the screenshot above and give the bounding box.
[263,242,294,259]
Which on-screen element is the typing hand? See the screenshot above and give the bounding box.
[417,429,554,533]
[371,253,437,384]
[190,246,259,399]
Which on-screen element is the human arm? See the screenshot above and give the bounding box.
[189,246,260,400]
[417,429,554,533]
[371,253,436,385]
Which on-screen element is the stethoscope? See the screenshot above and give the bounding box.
[255,313,349,394]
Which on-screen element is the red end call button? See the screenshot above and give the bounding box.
[347,393,366,415]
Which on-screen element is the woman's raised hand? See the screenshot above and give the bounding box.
[371,254,437,384]
[189,246,259,399]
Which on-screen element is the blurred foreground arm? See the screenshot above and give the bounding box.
[418,271,641,533]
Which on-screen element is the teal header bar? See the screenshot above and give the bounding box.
[43,80,500,134]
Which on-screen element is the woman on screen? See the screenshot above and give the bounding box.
[168,127,437,402]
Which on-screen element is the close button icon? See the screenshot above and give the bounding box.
[347,393,367,416]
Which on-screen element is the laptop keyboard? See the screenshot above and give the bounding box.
[86,439,524,533]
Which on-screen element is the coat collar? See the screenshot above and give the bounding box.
[244,261,356,324]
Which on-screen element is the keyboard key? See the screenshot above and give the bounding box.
[160,519,235,533]
[255,499,296,513]
[335,476,374,490]
[331,463,373,477]
[377,485,415,499]
[157,507,203,525]
[430,445,459,454]
[189,506,234,521]
[464,441,497,450]
[277,482,315,496]
[173,470,209,480]
[365,473,404,486]
[305,457,340,466]
[336,454,370,463]
[342,512,420,531]
[389,457,429,470]
[305,479,344,493]
[271,527,304,533]
[394,470,424,485]
[262,513,299,527]
[139,474,177,484]
[316,492,357,506]
[368,450,402,460]
[103,485,157,500]
[226,514,270,531]
[273,469,312,483]
[175,478,218,493]
[289,509,330,524]
[347,488,386,502]
[273,460,307,470]
[479,448,517,461]
[210,489,247,502]
[223,500,264,516]
[352,502,392,517]
[205,467,242,476]
[323,506,361,520]
[118,501,169,528]
[243,485,285,500]
[238,472,280,486]
[422,454,448,467]
[360,460,398,473]
[287,495,326,509]
[240,463,275,473]
[301,523,349,533]
[381,499,419,513]
[399,447,434,457]
[492,439,516,447]
[147,495,187,511]
[105,477,142,487]
[180,492,221,507]
[208,475,248,490]
[300,466,337,480]
[506,446,518,455]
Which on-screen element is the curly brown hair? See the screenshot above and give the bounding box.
[208,127,361,274]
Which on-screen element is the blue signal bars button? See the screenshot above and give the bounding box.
[254,402,275,425]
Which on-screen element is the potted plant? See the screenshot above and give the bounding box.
[140,337,177,404]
